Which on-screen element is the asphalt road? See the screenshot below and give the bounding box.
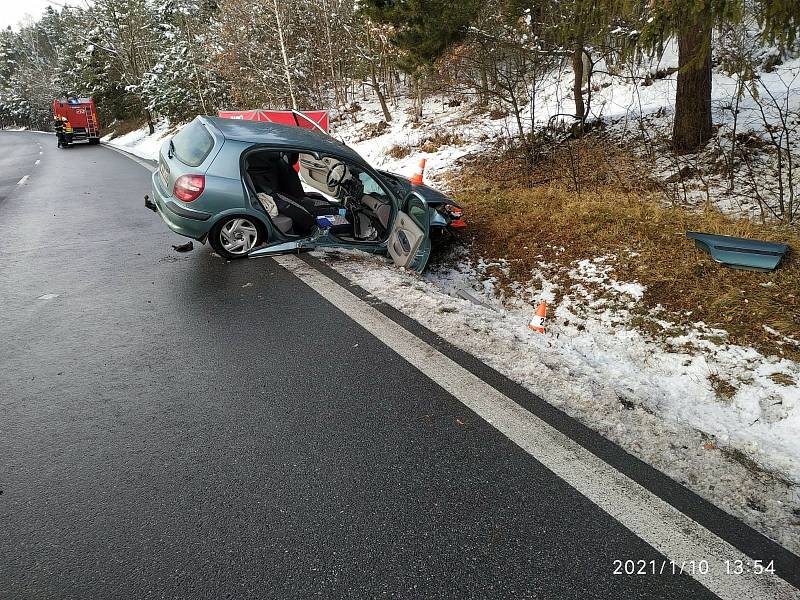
[0,131,791,599]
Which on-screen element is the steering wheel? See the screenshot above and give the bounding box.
[326,161,348,193]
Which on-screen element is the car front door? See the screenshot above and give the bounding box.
[387,191,431,273]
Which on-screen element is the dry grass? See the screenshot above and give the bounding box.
[708,373,738,401]
[448,136,800,359]
[420,130,465,153]
[770,372,797,386]
[387,131,465,158]
[356,120,390,142]
[386,144,412,159]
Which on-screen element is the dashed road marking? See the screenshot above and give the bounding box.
[37,294,59,300]
[34,159,40,166]
[17,175,29,186]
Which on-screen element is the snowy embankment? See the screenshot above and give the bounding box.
[102,121,173,160]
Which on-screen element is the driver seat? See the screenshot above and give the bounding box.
[280,153,335,210]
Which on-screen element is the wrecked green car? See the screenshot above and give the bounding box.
[145,116,465,271]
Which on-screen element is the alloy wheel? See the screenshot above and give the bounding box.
[219,218,259,255]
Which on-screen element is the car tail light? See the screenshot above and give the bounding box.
[174,174,205,202]
[449,218,467,228]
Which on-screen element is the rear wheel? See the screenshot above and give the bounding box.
[209,216,264,259]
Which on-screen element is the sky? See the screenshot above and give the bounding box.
[0,1,61,30]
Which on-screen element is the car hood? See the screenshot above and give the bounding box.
[379,170,461,208]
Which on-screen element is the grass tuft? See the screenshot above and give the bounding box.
[769,372,796,386]
[708,373,738,401]
[386,144,412,159]
[420,130,464,153]
[100,118,146,139]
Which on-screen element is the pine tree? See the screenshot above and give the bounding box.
[141,0,227,121]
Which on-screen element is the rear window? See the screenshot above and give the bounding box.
[172,120,214,167]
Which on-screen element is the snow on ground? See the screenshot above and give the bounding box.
[329,42,799,221]
[316,246,800,552]
[330,98,506,189]
[323,58,800,550]
[102,120,172,160]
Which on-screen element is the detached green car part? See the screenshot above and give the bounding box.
[687,231,789,272]
[145,116,465,272]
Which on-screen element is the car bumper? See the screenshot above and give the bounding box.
[149,171,212,240]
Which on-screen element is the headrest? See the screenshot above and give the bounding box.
[247,153,281,171]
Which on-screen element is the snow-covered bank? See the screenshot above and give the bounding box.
[316,247,800,552]
[330,45,800,221]
[102,121,173,160]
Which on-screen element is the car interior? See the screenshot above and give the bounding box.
[244,150,394,243]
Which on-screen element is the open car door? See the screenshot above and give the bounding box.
[387,192,431,273]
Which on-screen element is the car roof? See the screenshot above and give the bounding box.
[201,116,366,164]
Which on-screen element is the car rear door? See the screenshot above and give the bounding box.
[387,191,431,272]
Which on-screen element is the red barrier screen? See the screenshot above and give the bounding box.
[217,110,329,133]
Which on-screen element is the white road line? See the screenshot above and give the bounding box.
[34,159,40,166]
[101,143,157,172]
[16,175,29,186]
[274,254,798,600]
[36,294,59,300]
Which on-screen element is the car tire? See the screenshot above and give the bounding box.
[209,216,265,260]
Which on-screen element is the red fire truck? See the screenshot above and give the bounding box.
[53,97,101,146]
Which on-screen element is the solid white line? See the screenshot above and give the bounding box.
[16,175,29,186]
[101,142,157,172]
[274,254,798,600]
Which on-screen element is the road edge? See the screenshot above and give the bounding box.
[101,141,157,171]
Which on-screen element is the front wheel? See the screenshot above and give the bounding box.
[209,216,264,259]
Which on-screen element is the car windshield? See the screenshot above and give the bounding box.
[375,170,406,196]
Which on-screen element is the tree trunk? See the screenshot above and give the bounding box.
[370,62,392,122]
[673,24,712,154]
[572,46,585,122]
[271,0,298,110]
[414,77,423,121]
[182,16,208,114]
[145,109,155,135]
[321,0,341,107]
[479,62,488,107]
